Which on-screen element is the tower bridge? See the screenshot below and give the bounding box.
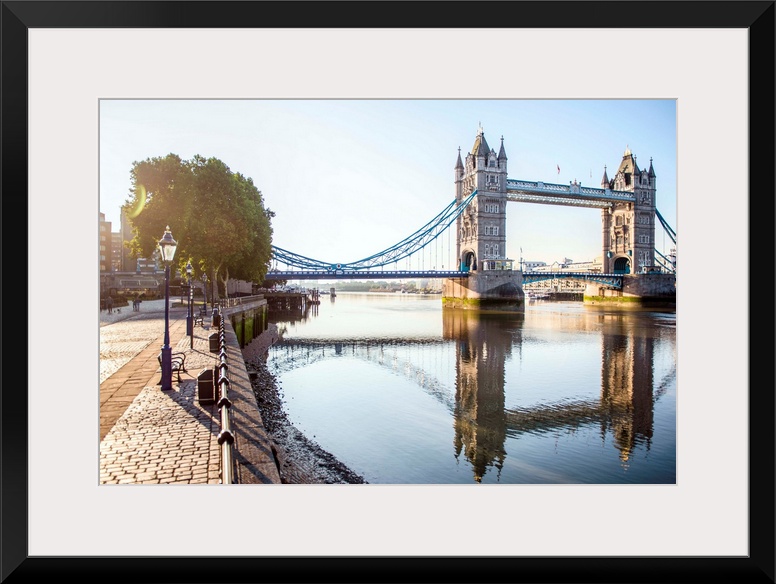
[268,127,676,308]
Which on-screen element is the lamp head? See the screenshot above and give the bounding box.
[157,226,178,265]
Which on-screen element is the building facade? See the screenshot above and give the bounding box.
[99,213,112,273]
[111,232,123,272]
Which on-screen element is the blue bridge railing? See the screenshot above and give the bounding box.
[522,272,624,289]
[264,269,470,281]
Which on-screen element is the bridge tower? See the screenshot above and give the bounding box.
[444,127,523,310]
[600,147,657,274]
[454,126,511,272]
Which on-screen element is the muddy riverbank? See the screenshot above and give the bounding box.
[242,324,367,484]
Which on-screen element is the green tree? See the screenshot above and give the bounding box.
[123,154,273,300]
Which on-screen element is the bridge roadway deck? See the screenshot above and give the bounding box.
[99,299,281,484]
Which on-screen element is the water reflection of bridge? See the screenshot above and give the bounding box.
[445,309,670,481]
[269,306,673,483]
[269,338,457,410]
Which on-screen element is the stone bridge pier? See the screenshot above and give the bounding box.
[584,273,676,306]
[443,271,525,311]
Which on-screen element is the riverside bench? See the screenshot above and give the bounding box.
[193,306,207,327]
[158,351,187,382]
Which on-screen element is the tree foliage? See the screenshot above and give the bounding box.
[123,154,273,298]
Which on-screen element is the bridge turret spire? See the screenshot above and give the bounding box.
[472,129,490,157]
[498,136,507,161]
[600,165,610,188]
[648,157,656,178]
[455,146,465,202]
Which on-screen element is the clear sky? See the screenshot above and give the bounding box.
[99,99,676,269]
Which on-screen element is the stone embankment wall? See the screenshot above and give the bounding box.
[219,299,282,483]
[227,300,269,347]
[584,273,676,306]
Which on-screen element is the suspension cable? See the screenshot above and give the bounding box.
[272,192,476,271]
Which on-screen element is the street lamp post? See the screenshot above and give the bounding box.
[186,260,194,349]
[202,273,208,315]
[158,226,178,391]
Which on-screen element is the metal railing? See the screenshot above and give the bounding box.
[217,294,265,309]
[215,316,235,484]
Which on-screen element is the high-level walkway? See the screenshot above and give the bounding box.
[99,298,281,484]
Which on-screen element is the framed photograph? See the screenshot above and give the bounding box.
[5,1,773,582]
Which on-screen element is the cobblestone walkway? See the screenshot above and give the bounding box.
[99,301,225,484]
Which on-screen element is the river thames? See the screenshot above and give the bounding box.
[267,292,676,484]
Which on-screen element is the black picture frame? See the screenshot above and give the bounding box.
[2,1,773,582]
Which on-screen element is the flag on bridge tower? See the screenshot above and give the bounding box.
[557,164,561,174]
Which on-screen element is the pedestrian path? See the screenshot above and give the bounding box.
[99,298,281,485]
[100,303,226,484]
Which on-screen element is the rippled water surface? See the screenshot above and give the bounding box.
[268,292,676,484]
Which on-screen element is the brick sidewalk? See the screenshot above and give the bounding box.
[100,307,232,484]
